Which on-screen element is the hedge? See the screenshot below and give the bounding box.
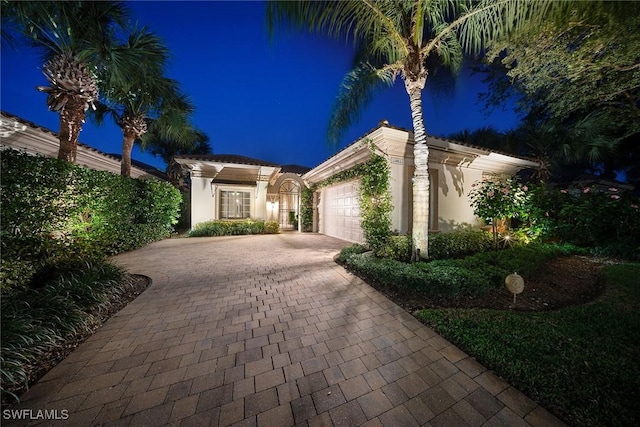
[186,220,280,237]
[338,242,583,297]
[1,149,181,293]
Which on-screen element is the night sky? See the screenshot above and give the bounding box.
[1,1,520,171]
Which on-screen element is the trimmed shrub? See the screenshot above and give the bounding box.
[337,244,367,263]
[264,220,280,234]
[187,220,270,237]
[428,229,493,260]
[0,149,181,293]
[339,243,583,297]
[377,235,412,262]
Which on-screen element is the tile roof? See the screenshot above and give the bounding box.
[312,119,539,168]
[175,154,280,168]
[280,164,311,174]
[1,110,122,162]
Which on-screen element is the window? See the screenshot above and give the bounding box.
[220,190,251,219]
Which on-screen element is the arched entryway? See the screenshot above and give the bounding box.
[278,179,300,230]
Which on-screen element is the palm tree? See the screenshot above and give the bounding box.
[268,0,560,260]
[93,28,174,176]
[148,127,211,190]
[3,1,133,162]
[145,107,212,189]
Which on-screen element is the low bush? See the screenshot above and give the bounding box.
[187,220,276,237]
[264,220,280,234]
[428,229,493,260]
[376,235,412,262]
[339,243,582,297]
[0,259,128,403]
[336,244,367,263]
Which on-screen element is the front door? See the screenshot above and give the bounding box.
[278,180,300,230]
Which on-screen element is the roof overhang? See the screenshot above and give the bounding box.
[175,157,280,183]
[303,124,540,183]
[1,112,155,179]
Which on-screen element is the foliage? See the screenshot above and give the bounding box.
[338,242,580,298]
[357,155,392,255]
[417,262,640,426]
[2,1,132,161]
[317,148,392,255]
[336,244,367,263]
[539,186,640,259]
[187,220,278,237]
[288,211,298,228]
[92,28,172,177]
[148,123,211,190]
[468,174,536,248]
[376,235,412,262]
[0,149,181,292]
[264,221,280,234]
[300,186,314,232]
[1,258,128,403]
[469,174,531,223]
[428,229,493,260]
[485,1,640,139]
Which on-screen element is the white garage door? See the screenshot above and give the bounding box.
[321,180,363,243]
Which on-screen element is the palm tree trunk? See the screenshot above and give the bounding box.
[121,132,136,177]
[57,98,86,162]
[405,76,429,261]
[119,116,148,177]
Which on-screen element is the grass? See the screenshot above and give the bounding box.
[416,263,640,426]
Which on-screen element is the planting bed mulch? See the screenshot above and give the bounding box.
[362,255,605,313]
[3,274,150,405]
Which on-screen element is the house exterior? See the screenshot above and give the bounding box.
[1,111,164,180]
[303,121,540,243]
[174,155,309,230]
[177,121,539,243]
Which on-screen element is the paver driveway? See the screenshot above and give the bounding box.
[8,233,565,427]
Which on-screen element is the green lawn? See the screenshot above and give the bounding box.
[417,263,640,426]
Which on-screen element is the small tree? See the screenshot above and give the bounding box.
[468,174,530,249]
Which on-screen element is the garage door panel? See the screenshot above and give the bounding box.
[321,180,363,243]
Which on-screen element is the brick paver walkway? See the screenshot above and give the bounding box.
[7,234,565,426]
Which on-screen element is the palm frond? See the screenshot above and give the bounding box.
[267,0,406,54]
[328,60,397,145]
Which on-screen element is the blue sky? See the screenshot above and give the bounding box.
[1,1,520,171]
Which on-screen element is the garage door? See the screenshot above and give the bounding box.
[321,180,363,243]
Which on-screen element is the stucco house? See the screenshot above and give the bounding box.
[178,121,539,243]
[174,155,309,230]
[303,121,539,243]
[1,111,165,180]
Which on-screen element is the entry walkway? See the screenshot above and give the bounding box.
[9,234,565,426]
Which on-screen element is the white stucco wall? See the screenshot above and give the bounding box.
[191,176,216,227]
[387,156,411,235]
[434,163,483,231]
[254,181,269,220]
